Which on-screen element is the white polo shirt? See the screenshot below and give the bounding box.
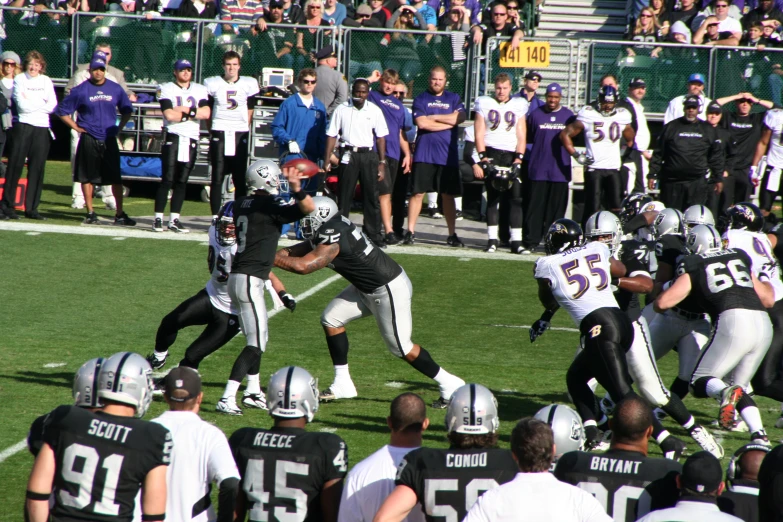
[663,93,711,124]
[151,410,240,522]
[635,499,744,522]
[338,445,425,522]
[327,100,389,148]
[463,472,611,522]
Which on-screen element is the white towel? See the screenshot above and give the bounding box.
[224,130,236,157]
[178,135,191,163]
[265,279,285,310]
[766,167,782,193]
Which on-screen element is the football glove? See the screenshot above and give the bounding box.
[572,152,593,166]
[529,319,550,343]
[278,291,296,312]
[479,160,493,177]
[288,141,301,154]
[750,166,761,187]
[511,162,523,180]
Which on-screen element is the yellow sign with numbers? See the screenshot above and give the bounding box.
[498,42,550,68]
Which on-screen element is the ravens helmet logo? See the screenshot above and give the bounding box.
[552,223,567,234]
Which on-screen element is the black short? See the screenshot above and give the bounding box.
[378,158,400,196]
[411,162,462,196]
[74,133,122,185]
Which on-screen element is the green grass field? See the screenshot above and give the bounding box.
[1,165,782,520]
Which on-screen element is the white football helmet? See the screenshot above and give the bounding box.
[534,404,585,458]
[652,208,685,239]
[686,224,723,255]
[73,357,105,409]
[268,366,319,423]
[97,352,154,418]
[445,384,499,435]
[584,211,623,255]
[301,196,339,240]
[684,205,715,230]
[246,159,289,195]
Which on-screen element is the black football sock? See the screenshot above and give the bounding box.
[326,332,349,366]
[407,347,441,379]
[229,345,262,382]
[670,377,690,400]
[661,394,693,427]
[691,376,711,399]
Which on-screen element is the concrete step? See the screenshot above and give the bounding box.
[539,5,627,16]
[543,0,626,7]
[537,19,627,33]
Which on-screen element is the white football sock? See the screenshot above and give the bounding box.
[170,212,180,222]
[454,196,463,211]
[587,378,598,393]
[487,225,499,240]
[222,380,240,401]
[155,212,164,220]
[740,405,764,434]
[246,374,261,394]
[154,350,167,360]
[334,364,351,383]
[706,378,728,399]
[433,368,457,386]
[510,228,522,241]
[683,416,695,430]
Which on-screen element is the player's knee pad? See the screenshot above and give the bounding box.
[321,312,346,329]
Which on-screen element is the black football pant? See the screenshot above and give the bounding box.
[155,133,198,214]
[582,168,622,229]
[523,179,568,250]
[209,130,249,215]
[154,288,240,369]
[567,307,635,425]
[484,148,522,232]
[337,150,383,243]
[392,159,410,237]
[752,299,783,402]
[659,177,708,212]
[1,123,50,215]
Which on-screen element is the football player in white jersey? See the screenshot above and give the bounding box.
[530,218,637,449]
[154,59,210,234]
[560,85,635,227]
[473,73,528,253]
[722,203,783,407]
[146,201,296,378]
[751,108,783,218]
[204,51,261,220]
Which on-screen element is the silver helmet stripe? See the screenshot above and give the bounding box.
[112,352,132,393]
[91,358,104,408]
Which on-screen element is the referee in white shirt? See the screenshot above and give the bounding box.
[463,418,611,522]
[324,78,390,247]
[151,367,240,522]
[338,393,428,522]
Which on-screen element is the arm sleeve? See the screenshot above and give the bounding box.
[44,78,57,114]
[159,99,174,111]
[326,107,341,138]
[217,477,240,522]
[708,129,725,179]
[374,107,389,138]
[663,98,677,125]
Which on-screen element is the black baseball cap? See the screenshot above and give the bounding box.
[165,367,202,402]
[524,70,542,81]
[269,0,284,7]
[680,451,723,493]
[629,77,646,88]
[683,94,700,108]
[707,101,722,114]
[315,45,336,60]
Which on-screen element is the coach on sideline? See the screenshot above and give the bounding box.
[338,393,427,522]
[56,54,136,226]
[145,367,240,522]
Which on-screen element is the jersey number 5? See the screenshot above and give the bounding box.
[560,253,609,299]
[244,459,309,522]
[227,90,238,110]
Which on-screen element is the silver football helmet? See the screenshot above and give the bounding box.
[268,366,319,423]
[73,357,105,409]
[246,159,289,195]
[534,404,585,458]
[97,352,154,418]
[686,224,723,255]
[684,205,715,230]
[584,211,623,255]
[445,384,499,435]
[652,208,685,239]
[301,196,339,240]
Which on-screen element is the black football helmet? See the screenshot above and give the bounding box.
[545,218,583,255]
[619,193,653,224]
[721,202,764,233]
[491,166,514,192]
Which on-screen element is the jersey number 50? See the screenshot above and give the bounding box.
[592,121,621,143]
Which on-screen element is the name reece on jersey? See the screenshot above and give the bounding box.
[253,432,296,448]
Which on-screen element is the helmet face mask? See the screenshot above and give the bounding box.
[216,201,236,246]
[97,352,154,418]
[267,366,319,423]
[246,159,289,195]
[300,196,339,240]
[545,219,584,255]
[598,85,618,116]
[686,224,723,255]
[490,166,513,192]
[445,384,499,435]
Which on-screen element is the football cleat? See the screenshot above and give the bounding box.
[719,385,744,430]
[402,231,415,245]
[216,398,243,415]
[83,212,99,225]
[114,212,136,227]
[599,396,616,417]
[431,397,451,409]
[455,210,464,221]
[145,352,167,371]
[689,425,724,458]
[447,234,465,248]
[485,239,498,253]
[652,408,667,421]
[242,391,268,410]
[319,381,358,402]
[152,376,166,397]
[152,218,164,232]
[659,434,687,461]
[168,219,190,234]
[385,232,402,246]
[585,429,611,452]
[427,208,444,219]
[751,430,772,447]
[438,376,466,408]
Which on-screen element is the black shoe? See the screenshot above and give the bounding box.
[114,212,136,227]
[4,208,19,219]
[447,234,465,247]
[145,352,167,370]
[659,434,687,460]
[83,212,99,225]
[402,231,415,245]
[24,212,46,220]
[485,239,498,253]
[168,218,190,233]
[385,232,401,245]
[0,212,7,220]
[372,238,387,249]
[152,217,164,232]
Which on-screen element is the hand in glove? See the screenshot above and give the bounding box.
[750,166,761,187]
[288,141,301,154]
[572,151,593,166]
[529,319,550,343]
[278,291,296,312]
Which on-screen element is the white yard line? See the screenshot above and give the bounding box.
[494,324,580,333]
[0,273,344,465]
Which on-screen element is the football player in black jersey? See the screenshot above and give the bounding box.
[718,443,769,522]
[274,196,465,408]
[26,352,172,522]
[217,160,315,416]
[655,224,775,445]
[230,366,347,522]
[584,212,723,458]
[373,384,518,522]
[555,396,683,522]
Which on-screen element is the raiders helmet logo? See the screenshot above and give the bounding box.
[570,418,582,442]
[256,164,270,176]
[317,206,331,219]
